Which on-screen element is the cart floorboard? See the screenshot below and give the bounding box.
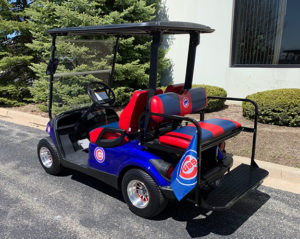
[204,164,269,210]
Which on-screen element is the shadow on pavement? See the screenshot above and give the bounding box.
[69,169,270,237]
[157,189,270,237]
[70,170,124,201]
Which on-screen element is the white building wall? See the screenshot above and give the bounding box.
[164,0,300,97]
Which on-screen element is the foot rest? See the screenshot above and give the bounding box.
[203,164,269,210]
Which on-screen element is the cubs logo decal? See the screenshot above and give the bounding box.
[179,155,197,180]
[183,97,189,108]
[170,134,198,201]
[94,147,105,163]
[175,149,198,186]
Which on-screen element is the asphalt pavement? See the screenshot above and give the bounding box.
[0,120,299,239]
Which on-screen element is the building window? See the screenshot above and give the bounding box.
[232,0,300,66]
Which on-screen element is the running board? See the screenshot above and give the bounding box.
[202,164,269,210]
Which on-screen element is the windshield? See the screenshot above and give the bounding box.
[51,36,115,116]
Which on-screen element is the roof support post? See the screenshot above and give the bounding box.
[143,32,162,137]
[48,34,56,119]
[148,31,162,92]
[184,32,200,90]
[109,36,120,87]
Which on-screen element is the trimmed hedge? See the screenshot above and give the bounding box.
[192,84,227,112]
[242,89,300,127]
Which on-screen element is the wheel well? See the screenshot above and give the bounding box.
[117,166,149,190]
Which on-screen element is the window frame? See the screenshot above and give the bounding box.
[230,0,300,68]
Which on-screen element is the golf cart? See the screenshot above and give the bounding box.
[38,21,268,218]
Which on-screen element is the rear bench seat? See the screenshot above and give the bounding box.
[150,88,242,149]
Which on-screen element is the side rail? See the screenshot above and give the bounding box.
[208,96,259,167]
[139,112,203,206]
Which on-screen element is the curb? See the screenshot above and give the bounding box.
[1,107,299,194]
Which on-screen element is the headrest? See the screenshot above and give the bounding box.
[150,87,207,123]
[165,83,184,94]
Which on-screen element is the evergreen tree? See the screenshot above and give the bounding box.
[26,0,170,114]
[0,0,33,106]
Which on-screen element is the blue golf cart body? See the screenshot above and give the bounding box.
[38,22,268,218]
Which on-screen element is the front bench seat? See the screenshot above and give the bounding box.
[89,88,163,144]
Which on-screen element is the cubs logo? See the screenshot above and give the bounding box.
[183,97,189,109]
[174,149,198,186]
[94,147,105,163]
[179,155,197,180]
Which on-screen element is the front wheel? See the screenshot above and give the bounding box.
[121,169,168,218]
[37,137,62,175]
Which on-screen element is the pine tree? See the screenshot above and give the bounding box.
[0,0,33,106]
[26,0,170,114]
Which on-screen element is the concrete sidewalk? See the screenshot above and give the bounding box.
[0,108,48,130]
[1,107,299,194]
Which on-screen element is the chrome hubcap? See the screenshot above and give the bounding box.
[127,180,150,209]
[40,147,53,168]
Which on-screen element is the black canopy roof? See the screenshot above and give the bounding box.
[47,21,214,35]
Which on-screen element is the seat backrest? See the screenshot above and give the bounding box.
[119,88,163,134]
[150,87,207,123]
[165,83,184,94]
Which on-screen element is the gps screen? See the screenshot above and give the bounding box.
[95,91,109,101]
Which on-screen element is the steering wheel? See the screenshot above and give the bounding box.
[72,82,115,141]
[87,81,115,106]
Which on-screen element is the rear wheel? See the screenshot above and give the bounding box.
[121,169,167,218]
[37,137,62,175]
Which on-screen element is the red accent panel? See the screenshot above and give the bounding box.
[165,83,184,94]
[89,128,128,144]
[119,90,148,133]
[214,118,242,128]
[156,88,163,95]
[150,95,164,123]
[159,135,190,149]
[89,128,103,143]
[188,122,224,137]
[178,90,193,116]
[164,131,193,140]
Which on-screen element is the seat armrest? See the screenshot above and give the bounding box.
[95,127,126,148]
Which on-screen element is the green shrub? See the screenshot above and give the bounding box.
[0,97,25,107]
[0,84,29,106]
[113,86,134,107]
[193,84,227,112]
[242,89,300,127]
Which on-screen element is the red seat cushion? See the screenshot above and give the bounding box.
[89,122,129,144]
[119,88,163,134]
[159,118,241,149]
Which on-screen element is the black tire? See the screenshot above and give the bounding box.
[121,169,168,218]
[37,137,62,175]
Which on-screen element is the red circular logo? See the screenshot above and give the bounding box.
[94,147,105,163]
[179,155,197,180]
